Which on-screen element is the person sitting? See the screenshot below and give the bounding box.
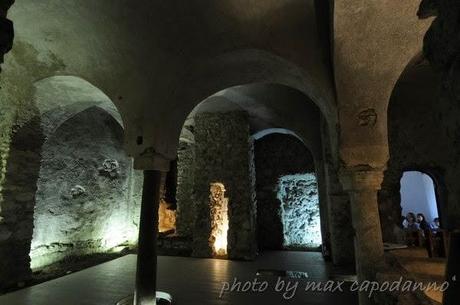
[403,212,420,231]
[417,213,430,231]
[430,217,441,232]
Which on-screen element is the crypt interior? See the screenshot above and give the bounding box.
[0,1,459,305]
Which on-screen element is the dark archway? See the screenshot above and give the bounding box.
[254,133,319,251]
[379,54,453,242]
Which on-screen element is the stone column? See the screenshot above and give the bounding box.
[192,111,256,260]
[339,167,385,305]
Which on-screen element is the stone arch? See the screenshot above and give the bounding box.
[252,128,304,141]
[182,49,336,120]
[173,85,328,259]
[379,51,454,241]
[399,169,444,227]
[142,49,338,166]
[33,76,125,132]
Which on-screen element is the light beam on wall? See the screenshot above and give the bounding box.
[158,200,176,233]
[209,182,229,257]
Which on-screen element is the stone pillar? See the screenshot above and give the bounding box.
[339,167,385,305]
[192,111,256,260]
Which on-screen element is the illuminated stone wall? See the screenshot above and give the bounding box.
[254,134,316,250]
[0,108,142,289]
[277,173,321,247]
[159,200,176,233]
[192,111,256,260]
[29,107,140,270]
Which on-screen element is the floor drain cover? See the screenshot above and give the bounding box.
[256,269,309,279]
[116,292,173,305]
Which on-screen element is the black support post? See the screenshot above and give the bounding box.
[134,170,162,305]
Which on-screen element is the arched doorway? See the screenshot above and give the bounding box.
[253,132,321,251]
[400,171,440,228]
[168,83,328,260]
[378,53,450,304]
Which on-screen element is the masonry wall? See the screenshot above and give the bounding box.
[277,173,321,248]
[191,111,257,260]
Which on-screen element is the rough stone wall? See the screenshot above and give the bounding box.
[277,173,321,248]
[379,62,460,241]
[30,107,139,269]
[0,24,73,285]
[254,133,315,250]
[192,111,256,260]
[0,105,142,289]
[0,117,43,289]
[175,126,196,237]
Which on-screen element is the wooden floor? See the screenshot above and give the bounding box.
[0,251,358,305]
